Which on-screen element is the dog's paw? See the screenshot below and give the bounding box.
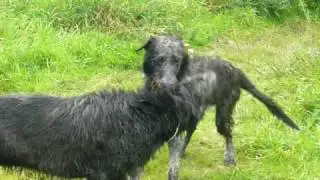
[224,155,236,166]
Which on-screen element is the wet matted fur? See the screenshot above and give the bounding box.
[0,85,204,180]
[135,35,300,180]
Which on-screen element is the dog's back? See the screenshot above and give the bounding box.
[180,55,240,105]
[0,88,202,179]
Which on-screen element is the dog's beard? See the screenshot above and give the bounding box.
[150,80,179,91]
[151,81,161,90]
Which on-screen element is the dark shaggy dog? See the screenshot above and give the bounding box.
[0,85,204,180]
[135,35,300,180]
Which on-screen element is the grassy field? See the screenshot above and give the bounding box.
[0,0,320,179]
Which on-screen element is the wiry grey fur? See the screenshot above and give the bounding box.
[135,35,300,180]
[0,84,204,180]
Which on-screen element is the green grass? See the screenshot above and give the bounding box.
[0,0,320,179]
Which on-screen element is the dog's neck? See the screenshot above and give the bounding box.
[181,69,217,106]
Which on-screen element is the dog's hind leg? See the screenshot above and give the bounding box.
[216,89,240,166]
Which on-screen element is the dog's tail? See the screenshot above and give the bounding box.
[237,69,300,130]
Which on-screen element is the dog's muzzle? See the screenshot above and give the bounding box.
[151,81,161,90]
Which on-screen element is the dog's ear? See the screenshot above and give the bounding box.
[177,51,189,80]
[190,101,202,121]
[136,36,154,52]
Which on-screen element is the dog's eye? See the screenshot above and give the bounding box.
[172,58,179,63]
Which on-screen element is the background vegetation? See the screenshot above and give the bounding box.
[0,0,319,179]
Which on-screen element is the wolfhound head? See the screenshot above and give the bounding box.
[137,35,190,90]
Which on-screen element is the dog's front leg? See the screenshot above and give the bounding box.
[168,134,186,180]
[127,166,144,180]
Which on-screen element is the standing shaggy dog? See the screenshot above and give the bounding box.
[135,35,300,180]
[0,85,204,180]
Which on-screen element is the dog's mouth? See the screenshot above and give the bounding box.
[151,81,161,90]
[150,79,178,91]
